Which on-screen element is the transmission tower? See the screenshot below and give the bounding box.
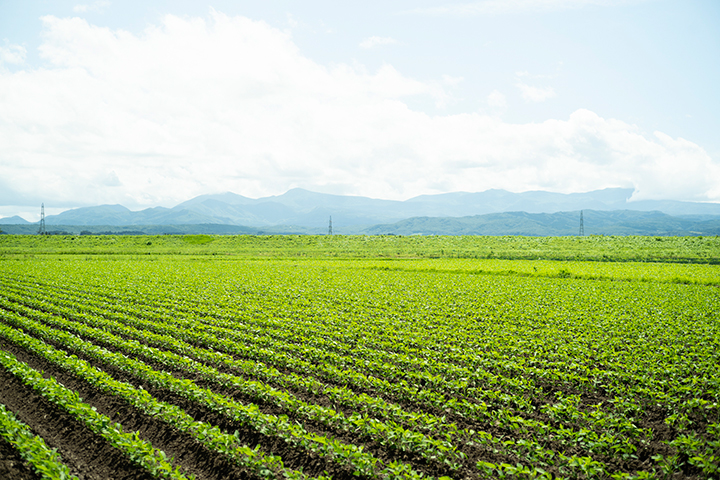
[328,216,333,235]
[579,210,584,236]
[38,203,47,235]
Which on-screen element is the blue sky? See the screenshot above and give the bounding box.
[1,0,719,220]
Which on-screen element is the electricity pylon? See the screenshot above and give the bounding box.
[38,203,47,235]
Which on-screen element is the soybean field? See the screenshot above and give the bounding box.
[0,245,719,479]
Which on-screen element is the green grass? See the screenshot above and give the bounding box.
[2,234,720,263]
[180,234,215,245]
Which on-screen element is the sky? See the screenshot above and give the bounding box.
[1,0,719,221]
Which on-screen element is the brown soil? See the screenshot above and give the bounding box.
[0,335,259,480]
[0,439,42,480]
[4,305,690,479]
[0,285,704,480]
[0,360,156,480]
[0,334,354,480]
[76,328,464,479]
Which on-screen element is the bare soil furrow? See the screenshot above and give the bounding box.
[2,299,673,478]
[49,320,486,478]
[1,331,363,480]
[0,354,155,480]
[0,437,43,480]
[0,336,255,480]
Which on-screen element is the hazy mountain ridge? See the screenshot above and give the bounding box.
[366,210,720,236]
[0,215,30,225]
[3,188,720,235]
[3,209,720,236]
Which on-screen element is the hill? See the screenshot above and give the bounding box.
[3,188,720,235]
[0,215,30,225]
[364,210,720,236]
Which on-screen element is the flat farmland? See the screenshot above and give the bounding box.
[0,241,718,479]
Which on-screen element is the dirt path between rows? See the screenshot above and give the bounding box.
[0,360,156,480]
[0,336,254,480]
[0,438,42,480]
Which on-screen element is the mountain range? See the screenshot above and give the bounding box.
[365,210,720,236]
[2,187,720,235]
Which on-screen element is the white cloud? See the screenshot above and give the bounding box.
[102,170,122,187]
[516,82,556,102]
[487,90,507,108]
[359,36,398,49]
[0,11,717,211]
[285,13,299,29]
[516,70,557,79]
[442,74,464,87]
[409,0,645,15]
[73,1,111,13]
[0,43,27,65]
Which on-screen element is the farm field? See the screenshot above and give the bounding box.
[1,233,720,263]
[0,237,719,479]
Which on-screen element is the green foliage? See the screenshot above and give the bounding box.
[0,349,191,480]
[0,404,78,480]
[0,316,328,480]
[180,234,214,245]
[0,254,719,479]
[1,233,720,264]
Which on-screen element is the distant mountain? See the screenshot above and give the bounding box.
[4,209,719,236]
[402,188,636,216]
[0,223,259,236]
[0,215,30,225]
[172,189,407,227]
[364,210,720,236]
[24,187,720,232]
[43,204,227,226]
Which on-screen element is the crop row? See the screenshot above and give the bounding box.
[8,265,715,420]
[1,291,620,478]
[0,299,626,480]
[0,347,190,480]
[1,282,659,478]
[2,256,719,478]
[0,315,335,480]
[0,279,668,453]
[0,403,78,480]
[0,289,600,442]
[0,296,465,471]
[0,307,434,480]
